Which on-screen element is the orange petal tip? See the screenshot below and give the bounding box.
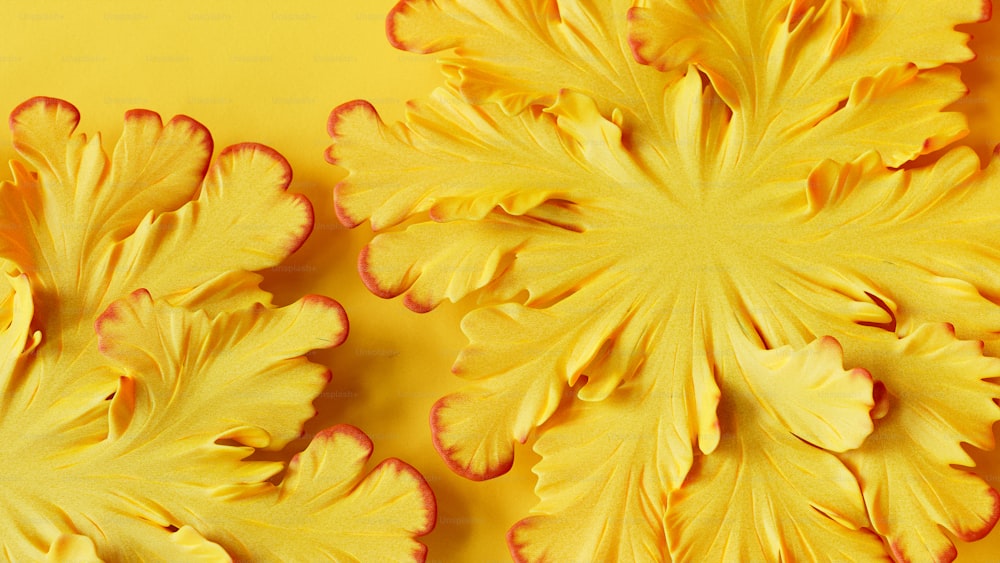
[429,396,514,481]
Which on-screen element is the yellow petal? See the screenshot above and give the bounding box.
[431,302,573,480]
[388,0,669,115]
[628,0,982,114]
[508,378,675,561]
[512,328,876,560]
[797,147,1000,340]
[0,273,38,396]
[361,218,529,312]
[274,425,435,560]
[361,209,600,312]
[198,425,435,561]
[630,0,988,75]
[107,143,313,301]
[1,288,433,561]
[8,97,211,267]
[840,323,1000,561]
[733,334,874,452]
[95,289,347,452]
[795,64,968,167]
[168,527,231,562]
[46,535,104,563]
[161,270,274,316]
[508,322,721,560]
[329,88,613,231]
[666,407,889,561]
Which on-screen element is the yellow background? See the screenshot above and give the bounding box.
[0,1,997,560]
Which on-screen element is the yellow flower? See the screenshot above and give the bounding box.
[331,0,998,560]
[1,98,434,561]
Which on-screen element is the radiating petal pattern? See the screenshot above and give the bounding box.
[333,1,999,559]
[1,98,434,561]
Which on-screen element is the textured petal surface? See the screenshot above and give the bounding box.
[95,290,346,452]
[334,0,1000,559]
[666,407,889,562]
[509,328,874,560]
[388,0,669,115]
[732,335,874,452]
[0,99,434,561]
[629,0,986,109]
[506,378,675,562]
[840,324,1000,562]
[329,90,611,230]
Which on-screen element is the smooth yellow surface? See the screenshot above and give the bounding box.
[0,1,998,561]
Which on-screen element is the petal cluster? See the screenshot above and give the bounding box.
[0,98,434,561]
[332,1,1000,560]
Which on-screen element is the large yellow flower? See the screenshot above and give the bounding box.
[331,0,999,560]
[0,98,434,561]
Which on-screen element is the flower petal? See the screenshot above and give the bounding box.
[0,273,38,396]
[161,270,274,317]
[0,101,312,344]
[96,289,347,452]
[203,425,435,562]
[794,64,968,167]
[329,89,611,230]
[107,143,312,301]
[840,323,1000,561]
[507,310,723,560]
[45,535,103,563]
[733,335,874,452]
[388,0,670,115]
[798,147,1000,340]
[628,0,984,106]
[507,378,675,561]
[8,97,212,261]
[667,330,886,560]
[666,409,889,561]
